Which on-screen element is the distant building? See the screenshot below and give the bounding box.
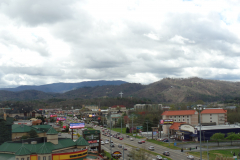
[83,105,99,110]
[201,108,227,125]
[110,105,127,113]
[225,106,236,110]
[134,104,162,111]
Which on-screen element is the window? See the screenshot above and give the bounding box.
[43,156,46,160]
[210,114,212,116]
[179,116,180,118]
[179,119,180,121]
[21,158,24,160]
[210,121,212,122]
[27,158,30,160]
[170,116,172,118]
[187,116,189,118]
[16,158,19,160]
[174,119,176,121]
[174,116,176,118]
[183,119,185,121]
[38,157,41,160]
[49,156,51,160]
[183,116,185,118]
[210,117,212,119]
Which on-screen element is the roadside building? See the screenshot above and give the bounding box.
[161,110,198,134]
[134,104,162,111]
[110,105,127,113]
[200,108,227,125]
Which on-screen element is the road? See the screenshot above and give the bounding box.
[95,126,198,160]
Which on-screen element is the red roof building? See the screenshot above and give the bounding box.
[201,108,227,125]
[161,110,198,134]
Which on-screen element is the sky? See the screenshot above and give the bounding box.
[0,0,240,88]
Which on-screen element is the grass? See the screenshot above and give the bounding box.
[147,139,181,150]
[189,149,239,160]
[125,143,172,160]
[104,151,117,160]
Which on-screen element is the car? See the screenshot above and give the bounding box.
[119,138,123,140]
[101,141,104,145]
[105,141,109,144]
[156,155,162,160]
[127,153,133,157]
[135,148,140,151]
[130,138,134,141]
[162,151,170,156]
[138,141,142,144]
[122,146,127,150]
[117,132,120,135]
[110,144,114,147]
[187,155,194,160]
[126,135,130,138]
[141,140,145,143]
[148,146,154,151]
[118,144,122,148]
[163,139,169,142]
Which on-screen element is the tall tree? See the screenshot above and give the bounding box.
[210,133,225,147]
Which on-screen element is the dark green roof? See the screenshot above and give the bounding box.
[37,143,51,154]
[75,137,89,146]
[0,153,15,160]
[47,127,58,135]
[12,124,54,133]
[83,130,100,134]
[15,145,32,156]
[0,138,82,155]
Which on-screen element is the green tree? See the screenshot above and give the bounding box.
[126,127,130,133]
[225,132,240,145]
[59,121,63,127]
[152,117,159,127]
[210,133,225,146]
[21,135,30,140]
[29,129,38,138]
[142,118,153,132]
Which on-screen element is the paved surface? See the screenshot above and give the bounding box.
[95,126,199,160]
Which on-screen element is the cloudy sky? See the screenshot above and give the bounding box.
[0,0,240,88]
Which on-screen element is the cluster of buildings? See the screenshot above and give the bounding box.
[160,107,240,141]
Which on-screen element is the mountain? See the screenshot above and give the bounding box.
[0,80,127,93]
[1,77,240,103]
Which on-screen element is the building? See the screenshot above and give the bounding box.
[83,105,99,110]
[161,110,198,134]
[134,104,162,111]
[201,108,227,125]
[110,105,127,113]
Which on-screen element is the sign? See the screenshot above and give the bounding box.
[85,134,100,141]
[153,131,157,136]
[160,119,173,125]
[89,143,99,147]
[112,151,122,159]
[50,115,57,117]
[57,117,66,121]
[133,134,136,136]
[136,126,143,129]
[70,123,85,129]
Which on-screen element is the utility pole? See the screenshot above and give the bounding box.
[121,116,122,134]
[207,140,209,160]
[131,115,133,135]
[109,107,112,160]
[146,120,149,138]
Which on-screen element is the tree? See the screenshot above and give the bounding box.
[59,121,63,127]
[29,129,38,138]
[126,127,130,133]
[210,133,225,146]
[128,145,151,160]
[21,135,30,140]
[225,132,240,145]
[152,117,159,127]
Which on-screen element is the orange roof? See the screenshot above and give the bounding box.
[201,109,227,114]
[169,122,185,130]
[162,110,197,116]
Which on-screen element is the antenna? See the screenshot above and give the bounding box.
[119,92,123,98]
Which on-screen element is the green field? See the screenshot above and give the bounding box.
[147,139,181,150]
[189,149,239,160]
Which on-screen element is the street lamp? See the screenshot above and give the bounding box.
[109,107,112,159]
[194,104,205,160]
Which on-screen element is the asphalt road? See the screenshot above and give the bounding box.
[95,126,196,160]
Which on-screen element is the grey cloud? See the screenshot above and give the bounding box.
[0,0,77,26]
[0,30,49,56]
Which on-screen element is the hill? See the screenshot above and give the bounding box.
[0,80,127,93]
[1,77,240,103]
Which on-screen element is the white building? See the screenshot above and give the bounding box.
[201,108,227,125]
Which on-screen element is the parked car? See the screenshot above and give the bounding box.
[118,144,122,148]
[163,151,170,156]
[138,141,142,144]
[187,155,194,160]
[156,155,163,160]
[148,146,154,151]
[130,138,134,141]
[163,139,169,142]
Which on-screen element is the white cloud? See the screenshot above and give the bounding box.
[0,0,240,88]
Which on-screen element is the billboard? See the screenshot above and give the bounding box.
[57,117,66,121]
[70,123,85,129]
[136,126,143,130]
[50,115,57,117]
[160,119,174,125]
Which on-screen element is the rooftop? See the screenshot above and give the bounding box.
[111,105,125,108]
[201,109,227,114]
[162,110,197,116]
[169,122,185,130]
